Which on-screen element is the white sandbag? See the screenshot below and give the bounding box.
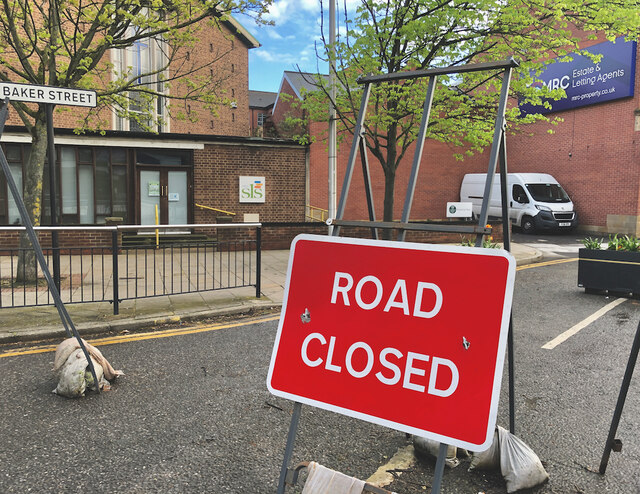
[469,428,500,471]
[498,426,549,493]
[53,337,123,380]
[302,462,365,494]
[53,348,105,398]
[413,436,460,468]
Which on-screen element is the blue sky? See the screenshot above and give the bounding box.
[236,0,357,93]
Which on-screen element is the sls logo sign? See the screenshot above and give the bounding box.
[267,235,516,451]
[239,176,265,203]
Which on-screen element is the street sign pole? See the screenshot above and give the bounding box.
[46,103,61,293]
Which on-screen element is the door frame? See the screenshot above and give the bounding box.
[135,165,193,225]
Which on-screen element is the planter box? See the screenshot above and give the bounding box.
[578,248,640,296]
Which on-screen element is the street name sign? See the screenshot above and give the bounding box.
[267,234,516,451]
[0,82,97,107]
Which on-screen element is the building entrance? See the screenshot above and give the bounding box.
[138,168,190,226]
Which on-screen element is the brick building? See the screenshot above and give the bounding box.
[276,38,640,236]
[249,90,277,137]
[0,15,309,238]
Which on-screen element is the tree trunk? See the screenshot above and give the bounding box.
[381,124,399,240]
[382,165,396,240]
[15,117,48,283]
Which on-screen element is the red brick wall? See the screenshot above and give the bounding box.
[305,43,640,235]
[271,79,305,138]
[2,20,252,137]
[170,20,251,137]
[193,142,308,224]
[0,229,115,250]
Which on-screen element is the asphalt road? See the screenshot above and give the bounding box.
[1,236,639,493]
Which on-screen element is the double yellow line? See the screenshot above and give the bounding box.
[0,314,281,359]
[516,257,577,271]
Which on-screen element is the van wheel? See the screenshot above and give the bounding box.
[521,216,535,234]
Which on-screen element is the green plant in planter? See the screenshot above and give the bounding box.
[607,234,640,251]
[460,237,500,249]
[581,237,603,250]
[579,233,640,296]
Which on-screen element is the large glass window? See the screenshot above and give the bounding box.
[61,148,77,215]
[2,144,24,225]
[113,23,168,133]
[95,149,112,223]
[79,165,95,224]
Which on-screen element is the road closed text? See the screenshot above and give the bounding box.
[295,270,458,397]
[300,332,459,397]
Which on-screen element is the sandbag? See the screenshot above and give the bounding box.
[498,426,549,493]
[302,462,365,494]
[413,436,461,468]
[53,337,123,380]
[53,338,123,398]
[53,348,106,397]
[469,428,500,471]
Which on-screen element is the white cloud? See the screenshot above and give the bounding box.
[265,30,284,40]
[254,49,309,66]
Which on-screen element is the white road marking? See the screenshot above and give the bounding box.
[542,298,627,350]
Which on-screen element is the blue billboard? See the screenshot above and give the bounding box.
[520,38,636,114]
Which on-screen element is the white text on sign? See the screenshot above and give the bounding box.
[300,333,459,397]
[331,272,443,318]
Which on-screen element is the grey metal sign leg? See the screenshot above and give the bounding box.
[599,319,640,474]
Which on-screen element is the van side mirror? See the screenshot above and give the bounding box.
[516,194,529,204]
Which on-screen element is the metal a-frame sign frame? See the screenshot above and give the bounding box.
[276,58,519,494]
[0,91,102,392]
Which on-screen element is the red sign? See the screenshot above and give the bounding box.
[267,235,515,451]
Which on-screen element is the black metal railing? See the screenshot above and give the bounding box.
[0,223,261,314]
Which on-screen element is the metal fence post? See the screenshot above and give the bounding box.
[256,226,262,298]
[112,229,119,315]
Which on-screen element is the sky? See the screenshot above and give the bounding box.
[236,0,358,93]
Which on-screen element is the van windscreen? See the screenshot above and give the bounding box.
[525,183,570,203]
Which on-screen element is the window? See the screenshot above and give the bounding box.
[113,26,168,132]
[512,184,528,204]
[59,147,129,225]
[257,113,266,126]
[0,144,24,225]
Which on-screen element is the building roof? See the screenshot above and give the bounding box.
[282,71,329,99]
[222,15,260,49]
[273,71,329,115]
[249,90,277,108]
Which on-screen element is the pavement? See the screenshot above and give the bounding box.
[0,243,542,345]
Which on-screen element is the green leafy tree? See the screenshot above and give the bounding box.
[295,0,640,231]
[0,0,271,280]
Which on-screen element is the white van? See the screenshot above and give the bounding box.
[460,173,578,233]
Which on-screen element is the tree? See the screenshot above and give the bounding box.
[296,0,640,231]
[0,0,271,280]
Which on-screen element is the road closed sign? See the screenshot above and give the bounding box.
[267,234,516,451]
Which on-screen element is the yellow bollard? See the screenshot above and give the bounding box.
[155,204,159,249]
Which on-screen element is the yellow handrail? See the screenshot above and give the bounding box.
[306,205,329,222]
[195,203,236,216]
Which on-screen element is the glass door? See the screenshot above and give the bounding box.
[139,170,161,225]
[168,171,188,225]
[138,169,190,226]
